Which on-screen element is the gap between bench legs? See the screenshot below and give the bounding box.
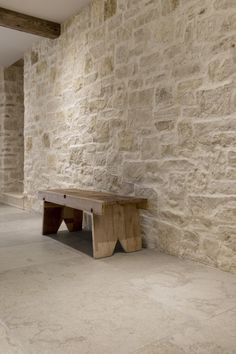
[63,207,83,232]
[42,202,83,235]
[92,204,142,259]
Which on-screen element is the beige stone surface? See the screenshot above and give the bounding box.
[0,61,24,195]
[0,204,236,354]
[23,0,236,272]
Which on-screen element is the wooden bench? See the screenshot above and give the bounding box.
[38,189,147,259]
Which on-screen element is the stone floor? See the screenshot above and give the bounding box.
[0,204,236,354]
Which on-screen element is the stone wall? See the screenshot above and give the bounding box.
[0,67,5,193]
[0,62,24,194]
[24,0,236,272]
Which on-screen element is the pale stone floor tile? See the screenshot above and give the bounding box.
[128,258,236,320]
[0,205,65,247]
[0,319,25,354]
[0,241,83,273]
[104,251,236,320]
[0,257,195,354]
[133,309,236,354]
[0,222,46,248]
[0,205,235,354]
[0,204,29,218]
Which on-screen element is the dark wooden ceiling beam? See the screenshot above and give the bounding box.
[0,7,61,39]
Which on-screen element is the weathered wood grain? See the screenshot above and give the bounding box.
[0,7,61,39]
[40,189,147,258]
[39,189,148,215]
[42,202,63,235]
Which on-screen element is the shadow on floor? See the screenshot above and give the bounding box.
[47,229,125,258]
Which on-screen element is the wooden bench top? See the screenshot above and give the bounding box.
[38,189,147,215]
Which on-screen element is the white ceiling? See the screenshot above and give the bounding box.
[0,0,91,68]
[0,27,41,67]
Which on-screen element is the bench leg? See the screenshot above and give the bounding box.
[92,207,118,259]
[42,202,63,235]
[92,204,142,259]
[63,207,83,232]
[117,204,142,253]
